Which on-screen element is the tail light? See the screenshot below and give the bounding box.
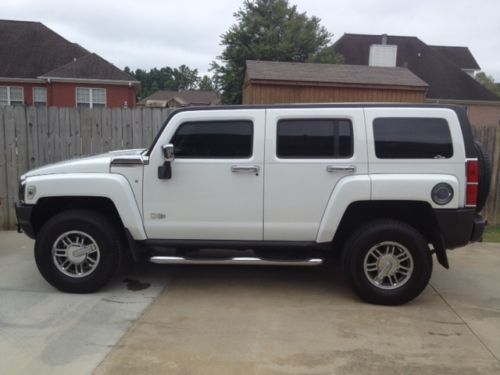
[466,159,478,207]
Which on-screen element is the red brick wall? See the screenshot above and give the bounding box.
[49,82,136,108]
[1,81,137,108]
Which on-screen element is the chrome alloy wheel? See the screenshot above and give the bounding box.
[52,231,100,278]
[363,241,414,290]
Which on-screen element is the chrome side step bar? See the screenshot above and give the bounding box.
[150,256,323,267]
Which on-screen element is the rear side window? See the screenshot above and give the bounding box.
[373,117,453,159]
[171,121,253,158]
[277,119,353,158]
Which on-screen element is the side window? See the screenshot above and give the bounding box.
[277,119,353,159]
[373,117,453,159]
[170,121,253,158]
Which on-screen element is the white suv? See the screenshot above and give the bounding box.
[16,104,490,305]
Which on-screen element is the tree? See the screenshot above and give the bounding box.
[211,0,342,104]
[128,65,202,99]
[475,72,500,98]
[199,75,216,91]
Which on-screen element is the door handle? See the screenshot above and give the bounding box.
[326,165,356,173]
[231,165,260,174]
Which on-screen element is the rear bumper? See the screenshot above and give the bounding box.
[15,203,35,239]
[434,208,486,249]
[471,214,487,243]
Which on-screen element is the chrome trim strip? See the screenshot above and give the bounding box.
[110,157,145,166]
[326,165,356,172]
[150,256,323,266]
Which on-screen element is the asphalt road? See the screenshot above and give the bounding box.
[1,231,500,374]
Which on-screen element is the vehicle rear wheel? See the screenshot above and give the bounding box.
[342,220,432,305]
[35,210,123,293]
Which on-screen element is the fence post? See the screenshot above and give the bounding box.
[0,108,8,229]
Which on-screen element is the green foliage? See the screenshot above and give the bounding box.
[199,75,216,91]
[212,0,343,104]
[308,46,344,64]
[127,65,216,100]
[475,72,500,98]
[483,225,500,243]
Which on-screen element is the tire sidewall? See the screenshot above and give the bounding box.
[35,211,121,293]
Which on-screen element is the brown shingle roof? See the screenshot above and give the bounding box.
[245,60,428,88]
[0,20,88,78]
[430,45,480,70]
[40,53,137,82]
[333,33,499,101]
[138,90,219,106]
[0,19,136,83]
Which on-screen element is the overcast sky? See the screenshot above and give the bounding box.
[3,0,500,81]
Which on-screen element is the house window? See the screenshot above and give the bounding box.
[33,87,47,106]
[0,86,24,106]
[76,88,106,108]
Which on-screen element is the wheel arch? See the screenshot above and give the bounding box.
[331,200,449,268]
[31,196,124,236]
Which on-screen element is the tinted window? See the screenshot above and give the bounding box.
[277,119,353,158]
[373,117,453,159]
[171,121,253,158]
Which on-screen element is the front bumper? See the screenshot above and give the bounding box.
[15,202,35,239]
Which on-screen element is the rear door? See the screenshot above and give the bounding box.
[264,107,367,241]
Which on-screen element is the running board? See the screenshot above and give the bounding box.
[149,256,323,267]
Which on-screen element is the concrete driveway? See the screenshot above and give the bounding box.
[0,231,168,375]
[1,231,500,374]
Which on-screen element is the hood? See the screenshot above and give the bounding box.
[22,149,146,178]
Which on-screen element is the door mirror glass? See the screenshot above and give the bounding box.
[162,144,175,162]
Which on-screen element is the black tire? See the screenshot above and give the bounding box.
[342,220,433,305]
[35,210,123,293]
[473,141,492,212]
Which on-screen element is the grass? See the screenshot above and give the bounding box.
[483,225,500,243]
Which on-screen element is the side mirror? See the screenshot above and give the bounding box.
[162,144,175,162]
[158,144,175,180]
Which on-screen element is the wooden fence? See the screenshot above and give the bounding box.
[1,106,499,229]
[472,126,500,225]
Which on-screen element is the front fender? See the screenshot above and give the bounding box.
[24,173,147,240]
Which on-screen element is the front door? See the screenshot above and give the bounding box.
[143,109,265,240]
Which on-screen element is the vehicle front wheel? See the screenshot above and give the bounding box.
[35,210,123,293]
[342,220,433,305]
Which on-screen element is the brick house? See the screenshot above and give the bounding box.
[0,20,139,108]
[333,33,500,127]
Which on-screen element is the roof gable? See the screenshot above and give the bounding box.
[245,60,428,88]
[333,33,499,101]
[0,19,136,83]
[0,20,88,78]
[40,53,137,82]
[138,90,219,106]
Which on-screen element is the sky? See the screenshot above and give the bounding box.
[2,0,500,81]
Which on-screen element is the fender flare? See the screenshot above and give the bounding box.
[25,173,147,240]
[316,175,371,243]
